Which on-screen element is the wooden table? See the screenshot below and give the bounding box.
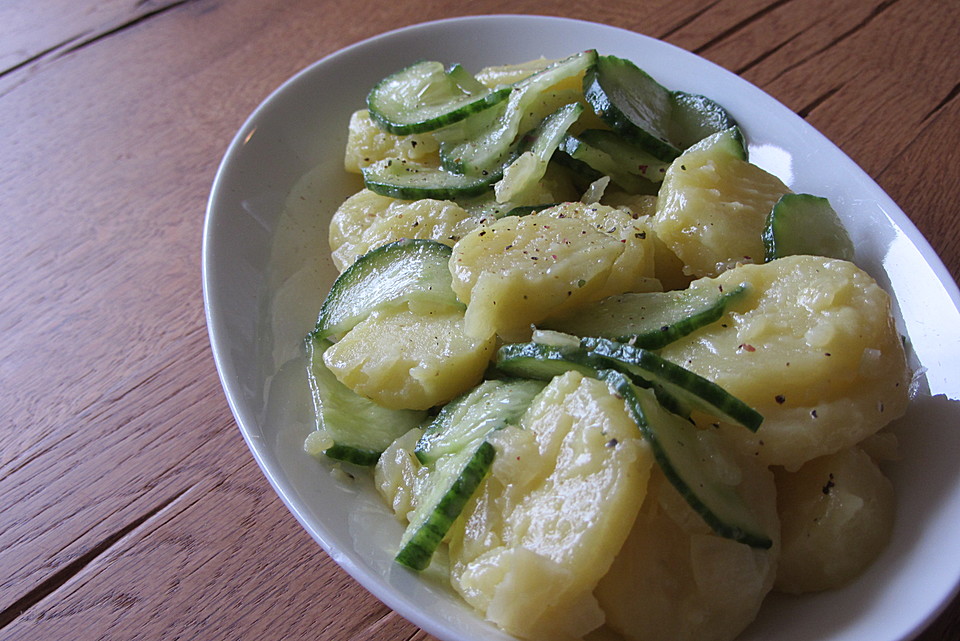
[2,1,958,639]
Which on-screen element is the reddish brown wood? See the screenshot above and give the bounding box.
[0,0,956,639]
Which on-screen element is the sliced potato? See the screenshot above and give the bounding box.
[344,109,440,173]
[653,137,789,278]
[774,446,895,593]
[323,306,495,410]
[659,255,910,470]
[595,459,779,641]
[447,372,655,641]
[329,190,485,271]
[450,203,656,341]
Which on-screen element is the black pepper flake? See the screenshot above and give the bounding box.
[605,439,619,448]
[811,409,819,419]
[775,394,786,404]
[822,473,836,495]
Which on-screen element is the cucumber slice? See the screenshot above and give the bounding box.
[312,239,462,341]
[556,133,658,194]
[415,378,546,464]
[367,60,511,134]
[584,55,737,161]
[685,125,747,159]
[495,102,584,202]
[495,338,762,432]
[441,50,598,176]
[493,341,605,381]
[762,193,855,262]
[361,157,503,200]
[304,335,427,465]
[395,439,496,570]
[600,369,772,549]
[582,337,763,432]
[543,282,750,349]
[577,129,670,183]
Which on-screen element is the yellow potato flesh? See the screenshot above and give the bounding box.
[653,142,789,278]
[447,372,654,641]
[322,306,494,410]
[329,190,484,271]
[449,204,655,341]
[659,255,910,470]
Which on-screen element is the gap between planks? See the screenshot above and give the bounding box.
[0,484,199,632]
[0,0,197,96]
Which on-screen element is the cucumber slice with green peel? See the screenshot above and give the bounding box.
[312,239,462,341]
[556,133,658,194]
[395,439,496,571]
[415,378,547,464]
[577,129,670,183]
[684,125,747,159]
[361,157,504,200]
[584,55,737,161]
[763,193,855,262]
[600,369,772,549]
[304,335,427,466]
[582,337,763,432]
[543,282,751,349]
[494,338,762,432]
[441,50,598,176]
[367,60,511,135]
[493,341,605,381]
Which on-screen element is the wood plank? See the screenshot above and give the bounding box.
[874,94,960,283]
[0,0,957,639]
[0,0,189,79]
[0,0,718,608]
[0,456,396,640]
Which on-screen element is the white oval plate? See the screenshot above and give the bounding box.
[203,15,960,641]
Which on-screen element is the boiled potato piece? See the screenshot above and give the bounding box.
[595,459,779,641]
[329,189,484,271]
[774,446,895,593]
[659,255,910,470]
[450,203,656,341]
[322,306,495,410]
[653,136,789,278]
[344,109,439,173]
[447,372,655,641]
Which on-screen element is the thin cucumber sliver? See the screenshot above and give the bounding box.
[582,337,763,432]
[415,379,546,465]
[395,439,496,571]
[361,158,504,200]
[440,50,598,176]
[543,282,751,349]
[600,369,772,549]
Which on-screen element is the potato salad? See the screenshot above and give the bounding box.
[303,51,911,641]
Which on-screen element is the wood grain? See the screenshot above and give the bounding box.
[0,0,957,639]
